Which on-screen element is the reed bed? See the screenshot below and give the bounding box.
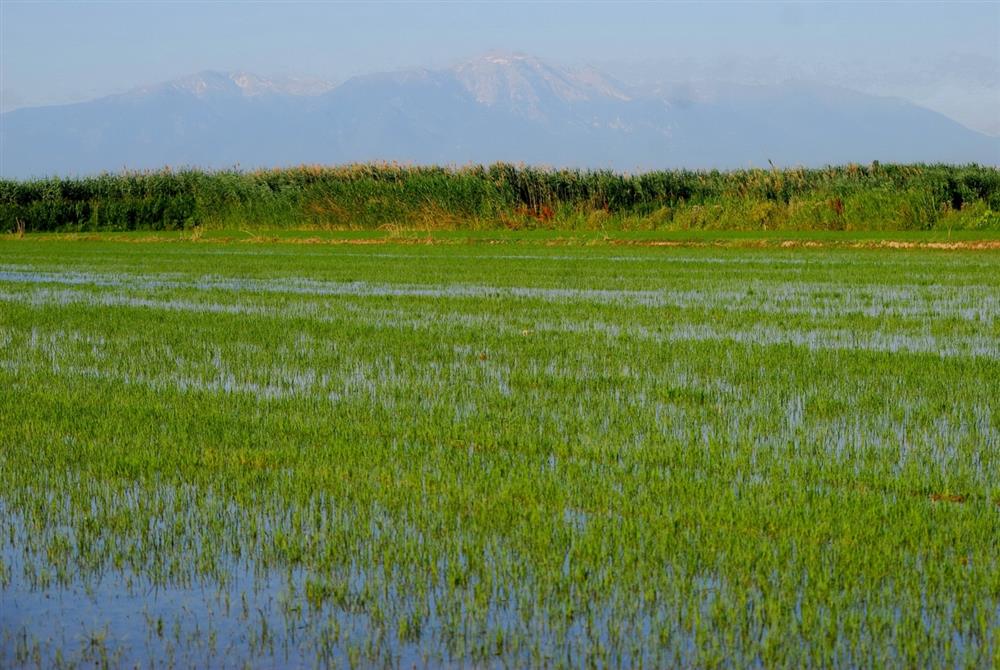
[2,162,998,233]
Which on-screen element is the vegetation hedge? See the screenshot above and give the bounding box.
[2,162,998,232]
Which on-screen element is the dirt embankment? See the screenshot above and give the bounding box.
[8,231,1000,251]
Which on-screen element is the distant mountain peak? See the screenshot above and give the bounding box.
[3,52,997,177]
[128,70,334,99]
[452,52,630,119]
[230,71,277,96]
[164,70,238,96]
[475,50,534,66]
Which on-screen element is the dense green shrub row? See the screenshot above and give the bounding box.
[2,162,998,232]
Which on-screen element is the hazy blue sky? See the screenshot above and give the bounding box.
[3,1,999,133]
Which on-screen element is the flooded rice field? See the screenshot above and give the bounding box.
[1,239,998,667]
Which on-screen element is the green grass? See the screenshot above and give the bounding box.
[1,232,998,667]
[3,162,999,233]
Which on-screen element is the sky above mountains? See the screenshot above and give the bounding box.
[2,1,998,136]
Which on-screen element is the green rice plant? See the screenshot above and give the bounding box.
[0,233,998,667]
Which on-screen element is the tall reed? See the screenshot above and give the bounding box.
[2,162,997,232]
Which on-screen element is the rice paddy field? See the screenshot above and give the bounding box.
[0,232,998,668]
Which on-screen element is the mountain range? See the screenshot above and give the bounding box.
[2,52,997,178]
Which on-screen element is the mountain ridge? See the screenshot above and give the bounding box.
[2,53,997,177]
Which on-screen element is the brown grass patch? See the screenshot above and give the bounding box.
[859,240,1000,251]
[929,493,967,504]
[9,231,1000,251]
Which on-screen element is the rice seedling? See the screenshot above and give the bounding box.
[0,234,998,668]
